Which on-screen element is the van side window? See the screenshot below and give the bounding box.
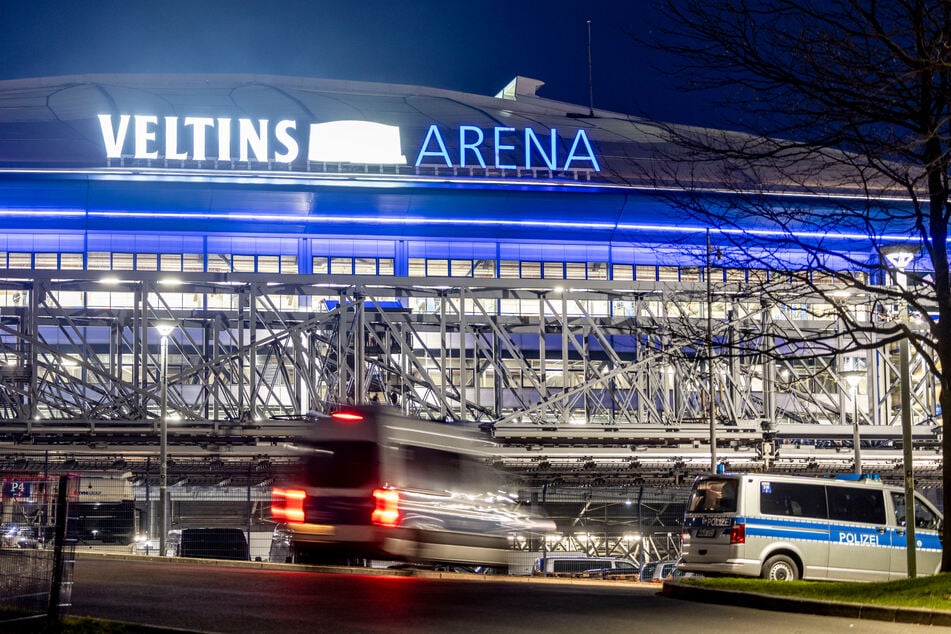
[401,446,501,492]
[827,487,885,524]
[759,482,826,518]
[890,492,940,530]
[553,559,603,573]
[687,478,738,513]
[402,446,463,489]
[614,561,638,573]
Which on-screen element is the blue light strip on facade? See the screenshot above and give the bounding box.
[85,211,619,231]
[0,207,925,248]
[0,166,921,201]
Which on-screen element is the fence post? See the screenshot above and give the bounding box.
[246,460,253,561]
[46,474,70,622]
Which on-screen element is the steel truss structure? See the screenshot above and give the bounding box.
[0,269,942,486]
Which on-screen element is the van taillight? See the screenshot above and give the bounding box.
[371,488,400,527]
[332,410,364,422]
[272,487,306,524]
[730,521,746,544]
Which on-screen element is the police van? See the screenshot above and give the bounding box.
[679,473,943,582]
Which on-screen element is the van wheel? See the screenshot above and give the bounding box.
[761,555,798,581]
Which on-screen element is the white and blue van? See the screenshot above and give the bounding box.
[679,473,943,581]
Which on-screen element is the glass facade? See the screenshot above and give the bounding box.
[0,234,870,323]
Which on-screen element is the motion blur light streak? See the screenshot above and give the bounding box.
[331,410,365,423]
[371,488,400,527]
[271,487,306,524]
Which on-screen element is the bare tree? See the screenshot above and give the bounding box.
[645,0,951,569]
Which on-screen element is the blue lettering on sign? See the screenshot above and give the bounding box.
[494,126,517,170]
[416,124,452,166]
[525,128,557,170]
[459,126,486,168]
[564,129,600,170]
[414,124,601,172]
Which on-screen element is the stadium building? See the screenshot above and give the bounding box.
[0,74,940,559]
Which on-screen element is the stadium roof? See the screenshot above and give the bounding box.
[0,74,906,250]
[0,72,846,193]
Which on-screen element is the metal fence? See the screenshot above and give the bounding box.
[0,474,75,628]
[526,484,689,564]
[3,460,690,572]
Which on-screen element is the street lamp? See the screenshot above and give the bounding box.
[842,368,863,474]
[154,321,176,558]
[883,247,917,578]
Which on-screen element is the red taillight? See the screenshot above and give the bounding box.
[730,522,746,544]
[371,488,400,527]
[272,487,306,524]
[332,410,364,422]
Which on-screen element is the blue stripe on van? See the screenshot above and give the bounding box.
[688,514,942,551]
[745,517,829,542]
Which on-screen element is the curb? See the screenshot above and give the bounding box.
[662,580,951,627]
[72,551,658,586]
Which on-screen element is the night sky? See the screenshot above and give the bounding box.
[0,1,717,127]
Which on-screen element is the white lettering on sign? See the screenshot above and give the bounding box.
[98,114,130,157]
[184,117,214,160]
[274,120,298,163]
[838,532,880,545]
[134,115,158,159]
[98,114,302,164]
[96,114,601,173]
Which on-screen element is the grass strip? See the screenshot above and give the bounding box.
[679,573,951,611]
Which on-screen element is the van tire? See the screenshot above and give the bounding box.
[761,554,799,581]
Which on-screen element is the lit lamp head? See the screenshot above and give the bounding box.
[843,370,863,392]
[882,245,918,290]
[154,322,176,338]
[883,249,915,271]
[882,245,918,285]
[841,354,866,388]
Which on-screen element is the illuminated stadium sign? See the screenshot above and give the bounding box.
[96,115,600,172]
[415,125,599,171]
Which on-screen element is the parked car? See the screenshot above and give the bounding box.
[583,559,640,578]
[166,528,249,561]
[533,556,637,576]
[2,524,40,549]
[638,561,660,582]
[651,559,701,582]
[131,534,160,555]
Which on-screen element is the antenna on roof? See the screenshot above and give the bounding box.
[587,20,595,117]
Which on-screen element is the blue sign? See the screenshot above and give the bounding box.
[3,480,31,498]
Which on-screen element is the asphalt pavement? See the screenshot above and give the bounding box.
[65,553,951,630]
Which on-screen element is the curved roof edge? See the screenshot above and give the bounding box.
[0,73,913,203]
[0,72,629,120]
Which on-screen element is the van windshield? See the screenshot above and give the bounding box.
[687,478,738,513]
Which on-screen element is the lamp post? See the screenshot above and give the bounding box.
[843,369,863,475]
[154,322,176,558]
[706,229,717,473]
[884,248,917,578]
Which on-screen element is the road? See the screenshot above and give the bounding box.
[69,557,940,633]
